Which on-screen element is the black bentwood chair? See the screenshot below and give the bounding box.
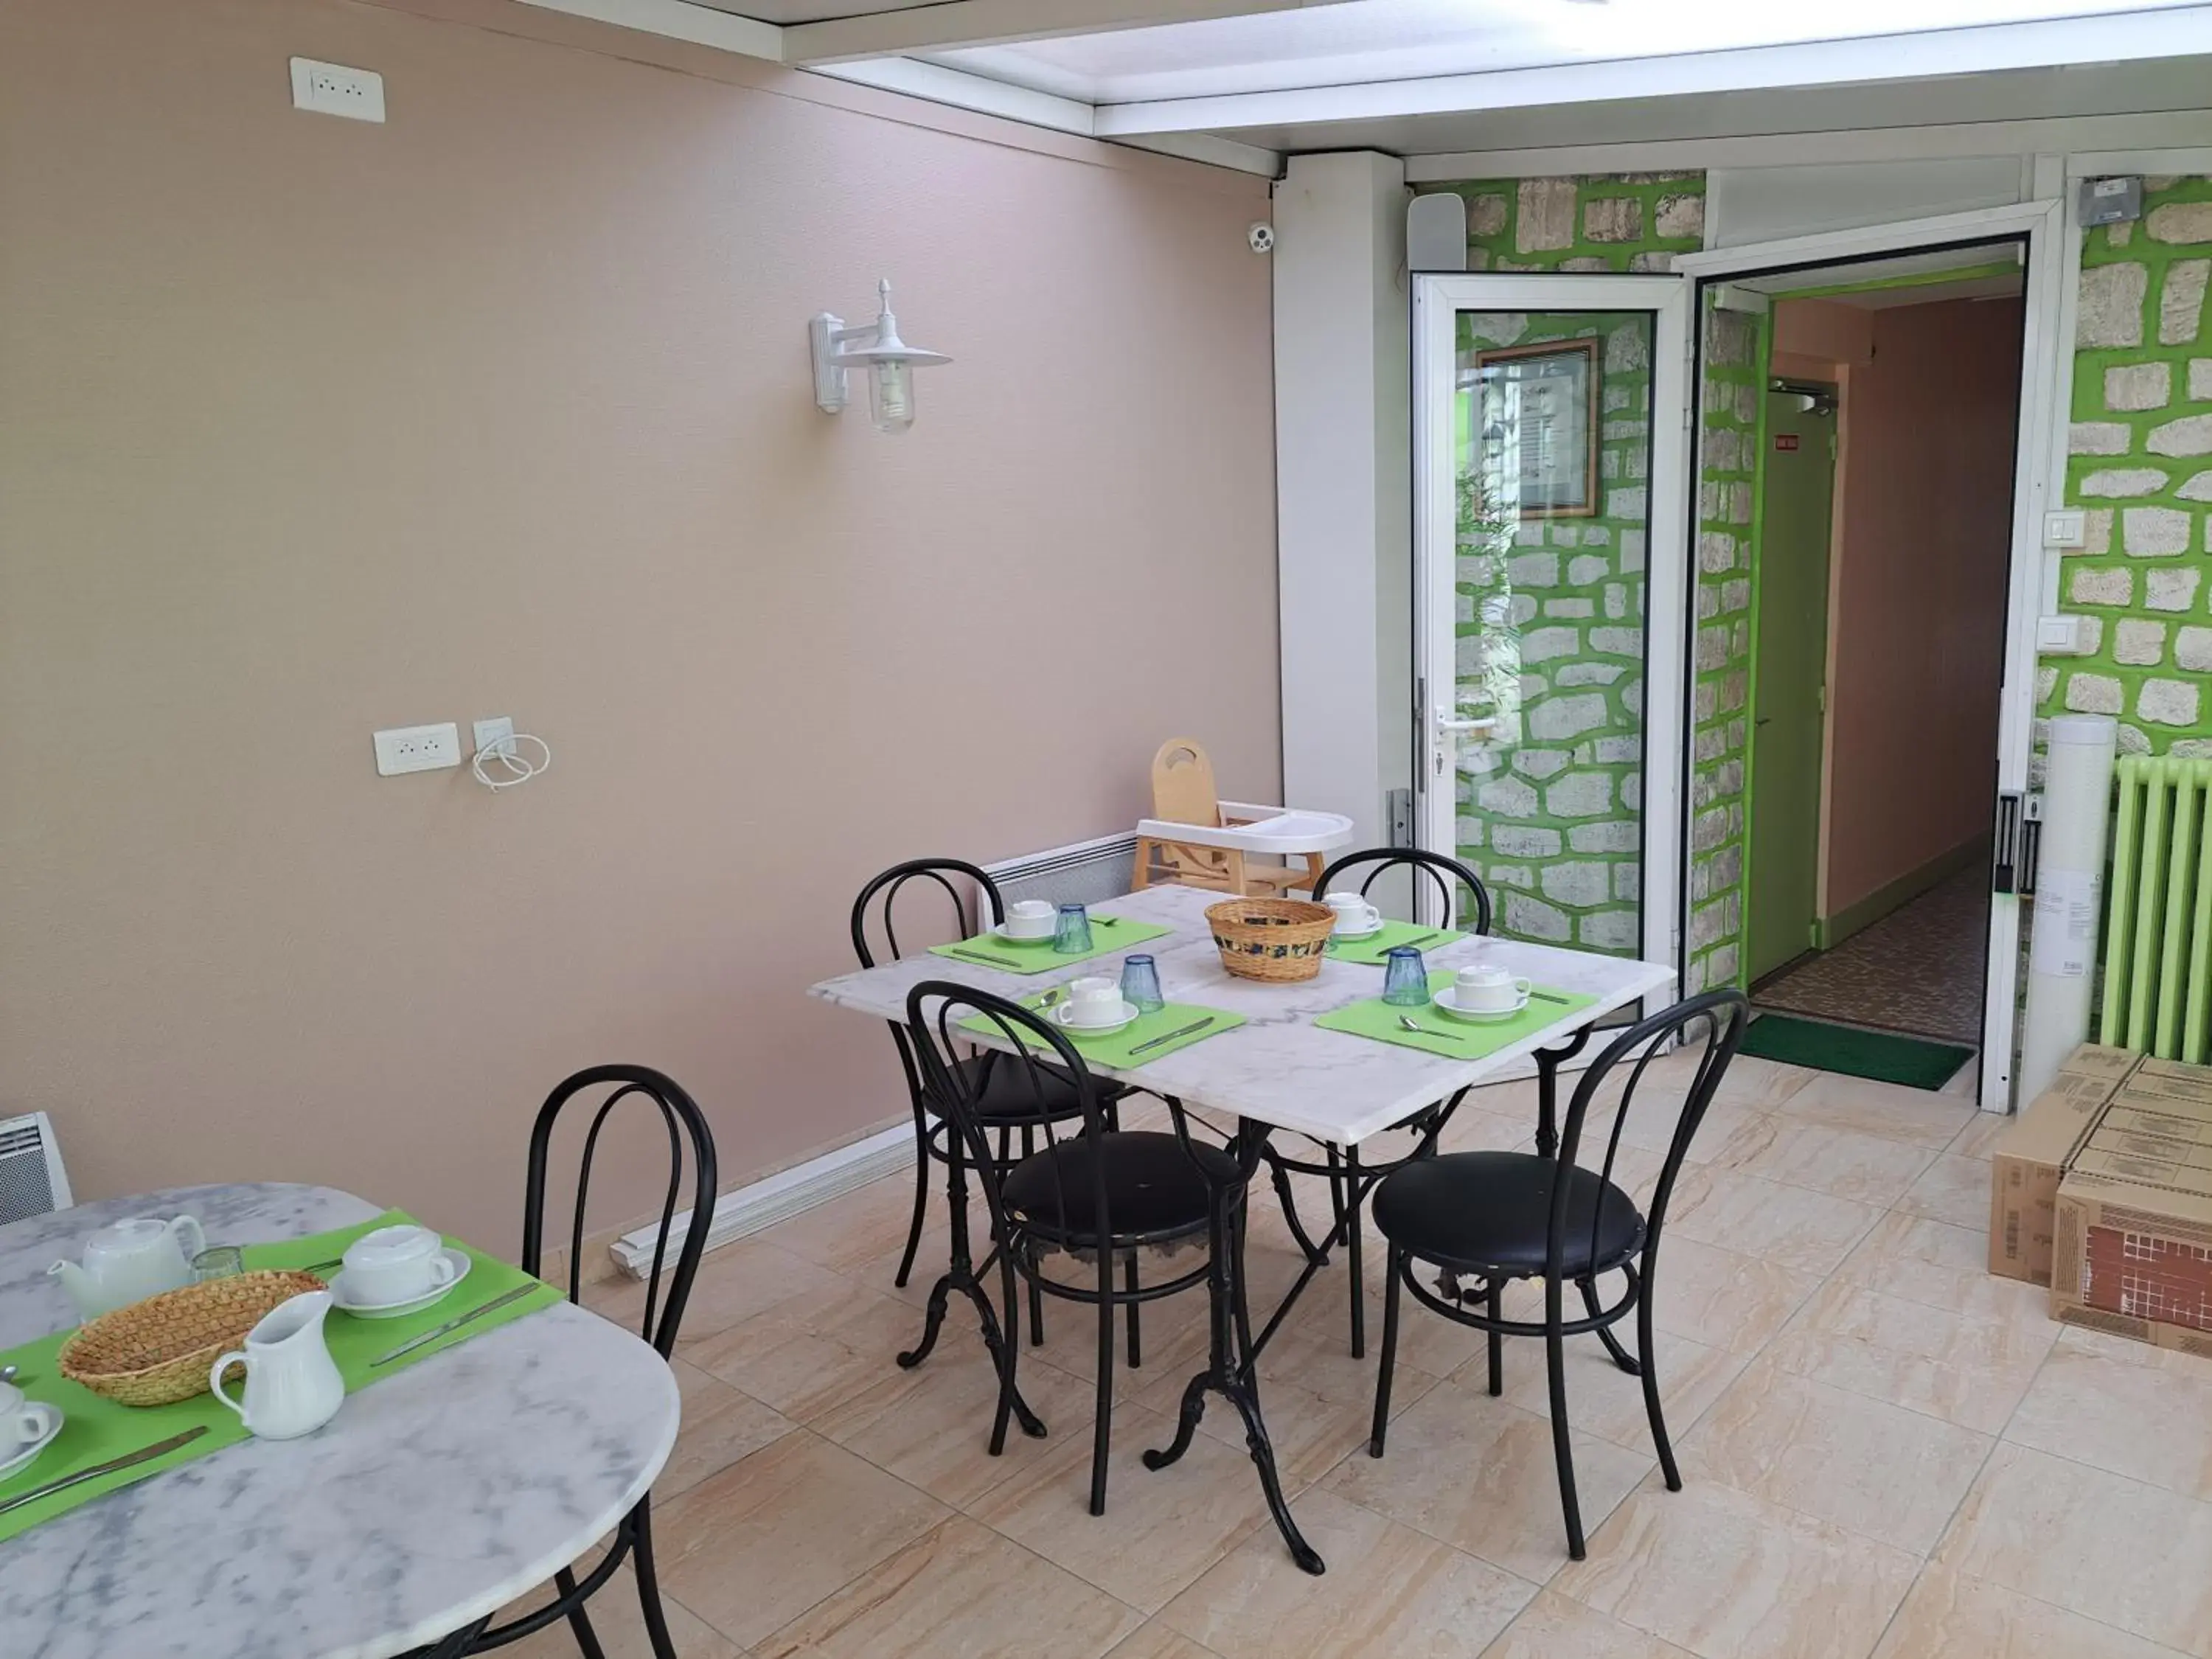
[1262,848,1495,1358]
[417,1065,717,1659]
[852,859,1132,1353]
[1366,990,1749,1559]
[905,981,1252,1518]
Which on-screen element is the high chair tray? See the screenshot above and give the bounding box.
[1135,806,1355,855]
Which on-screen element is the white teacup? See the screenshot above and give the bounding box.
[340,1224,459,1307]
[1063,975,1124,1028]
[1004,900,1056,941]
[1453,964,1531,1012]
[1324,893,1382,934]
[0,1380,52,1452]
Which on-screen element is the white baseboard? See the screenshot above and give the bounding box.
[609,1121,914,1279]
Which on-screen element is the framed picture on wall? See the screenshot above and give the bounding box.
[1473,337,1599,518]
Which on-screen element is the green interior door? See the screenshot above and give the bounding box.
[1747,387,1836,983]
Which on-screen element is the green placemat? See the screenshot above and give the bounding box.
[1323,920,1467,965]
[1738,1012,1972,1091]
[1315,973,1597,1061]
[960,994,1245,1068]
[0,1211,559,1543]
[928,916,1172,975]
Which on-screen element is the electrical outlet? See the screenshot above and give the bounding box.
[290,58,385,123]
[374,722,461,776]
[473,716,516,760]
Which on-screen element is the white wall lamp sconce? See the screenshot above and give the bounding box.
[810,279,950,436]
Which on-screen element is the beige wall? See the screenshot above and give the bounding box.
[0,0,1280,1247]
[1800,295,2021,913]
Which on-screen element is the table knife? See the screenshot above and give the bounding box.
[942,947,1013,969]
[1529,990,1573,1005]
[1130,1016,1214,1055]
[1400,931,1450,950]
[370,1284,538,1367]
[0,1425,208,1519]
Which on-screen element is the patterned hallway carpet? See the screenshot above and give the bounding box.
[1753,868,1989,1044]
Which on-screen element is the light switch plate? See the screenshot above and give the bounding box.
[2045,509,2088,549]
[374,722,461,776]
[2037,615,2093,655]
[290,58,386,122]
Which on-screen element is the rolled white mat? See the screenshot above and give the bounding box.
[2017,714,2118,1107]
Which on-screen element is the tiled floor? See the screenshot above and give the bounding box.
[1754,871,1989,1045]
[514,1054,2212,1658]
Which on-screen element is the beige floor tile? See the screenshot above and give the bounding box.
[1551,1478,1919,1659]
[1436,1103,1543,1155]
[2005,1329,2212,1500]
[500,1559,745,1659]
[1598,1096,1775,1168]
[1484,1588,1701,1658]
[1773,1073,1978,1151]
[1893,1154,1995,1232]
[1940,1056,1985,1098]
[1018,1270,1220,1405]
[1945,1107,2016,1161]
[1322,1379,1653,1582]
[1660,1163,1885,1276]
[658,1358,797,1500]
[1873,1567,2190,1659]
[1674,1360,1993,1554]
[1761,1280,2056,1433]
[1639,1236,1823,1354]
[768,1168,944,1283]
[1703,1117,1938,1207]
[1702,1055,1821,1108]
[686,1276,937,1424]
[590,1234,850,1353]
[1930,1442,2212,1656]
[1106,1623,1232,1659]
[1830,1211,2050,1324]
[966,1397,1273,1613]
[1485,1323,1750,1455]
[1158,1488,1536,1659]
[653,1430,950,1648]
[751,1514,1141,1659]
[809,1335,1102,1508]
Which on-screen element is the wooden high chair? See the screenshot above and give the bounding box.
[1133,738,1346,897]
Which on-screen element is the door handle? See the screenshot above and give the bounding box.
[1436,714,1497,734]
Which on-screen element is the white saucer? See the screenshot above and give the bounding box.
[1331,920,1384,941]
[992,925,1057,947]
[0,1403,65,1484]
[1052,1000,1139,1037]
[333,1248,474,1320]
[1433,988,1530,1022]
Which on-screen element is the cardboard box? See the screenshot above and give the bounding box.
[1988,1046,2143,1284]
[2097,1104,2212,1149]
[2051,1166,2212,1360]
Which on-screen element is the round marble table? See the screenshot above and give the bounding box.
[0,1183,680,1659]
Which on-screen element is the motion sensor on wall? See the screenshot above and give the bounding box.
[1248,222,1276,254]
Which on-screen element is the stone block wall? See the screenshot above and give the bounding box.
[2045,177,2212,754]
[1423,174,1707,274]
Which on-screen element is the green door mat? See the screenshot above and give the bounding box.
[1739,1012,1972,1091]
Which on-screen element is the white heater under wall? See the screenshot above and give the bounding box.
[0,1112,73,1224]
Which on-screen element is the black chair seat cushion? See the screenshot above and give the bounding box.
[1002,1131,1241,1242]
[1371,1150,1645,1279]
[953,1051,1113,1126]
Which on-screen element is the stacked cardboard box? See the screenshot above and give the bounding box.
[2051,1058,2212,1359]
[1988,1043,2141,1285]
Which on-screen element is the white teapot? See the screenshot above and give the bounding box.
[49,1214,206,1320]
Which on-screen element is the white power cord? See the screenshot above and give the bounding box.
[471,731,552,791]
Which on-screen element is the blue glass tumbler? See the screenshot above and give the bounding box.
[1120,953,1165,1015]
[1053,903,1093,955]
[1382,945,1430,1007]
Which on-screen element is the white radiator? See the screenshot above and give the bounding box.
[984,830,1140,910]
[0,1112,72,1225]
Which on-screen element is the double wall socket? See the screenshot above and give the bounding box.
[373,723,461,776]
[290,58,386,123]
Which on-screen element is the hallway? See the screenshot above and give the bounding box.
[1753,870,1989,1046]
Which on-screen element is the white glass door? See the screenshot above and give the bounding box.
[1413,274,1693,971]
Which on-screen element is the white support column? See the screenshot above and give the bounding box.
[1272,151,1410,853]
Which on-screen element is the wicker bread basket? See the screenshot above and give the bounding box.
[58,1270,327,1407]
[1206,897,1336,983]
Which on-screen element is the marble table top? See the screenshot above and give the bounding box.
[810,883,1677,1145]
[0,1183,679,1659]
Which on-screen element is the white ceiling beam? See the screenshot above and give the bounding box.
[783,0,1327,66]
[1091,9,2212,136]
[812,56,1097,133]
[515,0,784,60]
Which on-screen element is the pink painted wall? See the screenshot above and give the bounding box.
[1813,295,2022,913]
[0,0,1280,1246]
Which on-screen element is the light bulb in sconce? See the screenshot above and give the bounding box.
[810,279,949,436]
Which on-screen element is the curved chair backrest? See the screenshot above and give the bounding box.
[905,981,1118,1239]
[852,858,1005,970]
[1315,847,1495,937]
[1150,738,1222,829]
[522,1065,718,1360]
[1552,990,1749,1278]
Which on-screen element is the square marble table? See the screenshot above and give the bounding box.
[810,882,1677,1576]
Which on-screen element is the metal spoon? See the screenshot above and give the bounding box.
[1399,1015,1467,1043]
[0,1364,16,1385]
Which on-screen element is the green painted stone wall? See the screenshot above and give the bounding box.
[1422,175,1707,274]
[2043,178,2212,754]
